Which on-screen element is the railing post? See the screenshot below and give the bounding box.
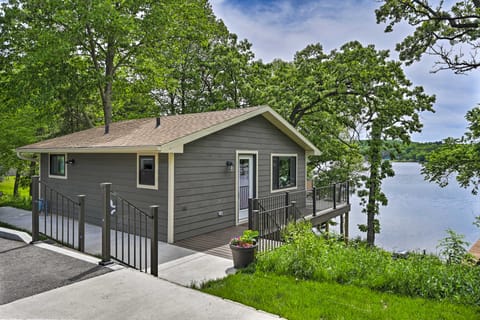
[332,183,337,209]
[340,213,344,235]
[150,205,159,277]
[248,198,253,230]
[344,212,349,244]
[312,187,317,216]
[285,192,290,221]
[291,201,297,222]
[346,181,350,205]
[78,195,86,252]
[100,182,112,265]
[31,175,39,242]
[253,198,259,231]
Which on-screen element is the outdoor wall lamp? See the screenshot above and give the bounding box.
[226,160,234,172]
[66,159,75,165]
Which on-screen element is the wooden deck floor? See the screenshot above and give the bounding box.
[174,224,247,260]
[469,239,480,261]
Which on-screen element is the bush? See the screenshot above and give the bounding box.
[0,195,32,210]
[256,221,480,306]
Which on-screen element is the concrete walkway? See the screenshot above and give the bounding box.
[0,207,283,319]
[0,268,280,320]
[0,206,196,263]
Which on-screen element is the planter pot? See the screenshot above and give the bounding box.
[230,244,257,268]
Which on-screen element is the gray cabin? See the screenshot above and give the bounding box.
[17,106,320,243]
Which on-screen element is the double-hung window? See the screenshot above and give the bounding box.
[272,154,297,191]
[49,154,66,178]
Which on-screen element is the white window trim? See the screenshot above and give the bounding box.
[48,153,68,180]
[270,153,298,193]
[137,153,159,190]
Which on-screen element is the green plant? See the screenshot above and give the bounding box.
[201,273,480,320]
[256,221,480,306]
[437,228,470,264]
[230,229,259,248]
[0,195,32,210]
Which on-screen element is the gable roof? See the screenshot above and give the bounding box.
[17,106,320,155]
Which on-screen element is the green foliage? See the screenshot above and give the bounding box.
[437,229,472,265]
[256,222,480,306]
[358,140,444,162]
[0,195,31,210]
[422,108,480,195]
[230,229,259,247]
[0,176,31,210]
[376,0,480,74]
[201,273,480,320]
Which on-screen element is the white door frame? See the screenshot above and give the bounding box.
[235,151,258,225]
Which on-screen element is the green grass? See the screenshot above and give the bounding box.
[201,272,480,320]
[0,176,31,210]
[0,176,30,198]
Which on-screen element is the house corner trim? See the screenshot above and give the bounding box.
[167,153,175,243]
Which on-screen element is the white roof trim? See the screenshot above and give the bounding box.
[158,106,320,155]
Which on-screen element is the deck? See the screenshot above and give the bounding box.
[174,224,247,259]
[174,203,351,259]
[468,239,480,262]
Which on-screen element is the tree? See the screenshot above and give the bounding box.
[333,42,435,246]
[254,44,365,186]
[422,109,480,193]
[376,0,480,241]
[376,0,480,73]
[251,41,434,245]
[1,0,237,129]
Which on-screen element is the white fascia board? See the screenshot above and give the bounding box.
[15,146,163,154]
[157,106,270,153]
[261,109,321,156]
[156,105,321,156]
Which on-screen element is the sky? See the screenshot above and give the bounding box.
[210,0,480,142]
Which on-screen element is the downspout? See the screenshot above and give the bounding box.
[16,151,38,162]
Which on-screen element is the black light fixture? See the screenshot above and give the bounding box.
[226,160,234,172]
[66,159,75,165]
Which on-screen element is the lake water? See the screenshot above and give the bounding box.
[345,162,479,254]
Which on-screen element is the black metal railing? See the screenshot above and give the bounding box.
[100,183,158,276]
[31,176,86,251]
[249,181,350,252]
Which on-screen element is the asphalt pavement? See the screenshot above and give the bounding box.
[0,237,110,305]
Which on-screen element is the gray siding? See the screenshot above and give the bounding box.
[174,115,306,241]
[40,153,168,241]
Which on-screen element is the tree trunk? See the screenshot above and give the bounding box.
[28,160,36,196]
[366,120,382,247]
[13,169,20,198]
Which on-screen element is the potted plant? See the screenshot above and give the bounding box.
[230,229,259,268]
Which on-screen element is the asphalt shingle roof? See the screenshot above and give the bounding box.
[18,107,264,150]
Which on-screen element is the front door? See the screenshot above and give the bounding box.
[238,154,255,223]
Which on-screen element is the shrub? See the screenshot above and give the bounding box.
[0,195,32,210]
[256,221,480,306]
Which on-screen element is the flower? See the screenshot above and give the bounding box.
[230,230,259,248]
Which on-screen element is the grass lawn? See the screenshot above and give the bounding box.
[0,176,31,209]
[0,176,30,198]
[201,272,480,320]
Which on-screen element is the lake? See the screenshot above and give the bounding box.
[345,162,479,254]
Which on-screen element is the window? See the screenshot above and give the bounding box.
[49,154,66,178]
[272,155,297,191]
[138,155,157,189]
